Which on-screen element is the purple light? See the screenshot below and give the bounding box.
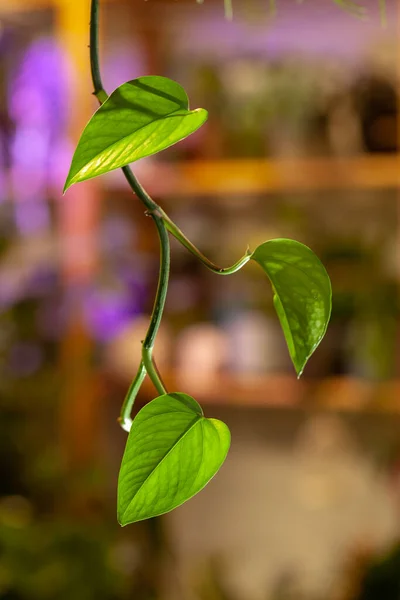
[12,129,49,170]
[9,37,68,132]
[14,201,50,235]
[83,287,142,342]
[8,36,69,222]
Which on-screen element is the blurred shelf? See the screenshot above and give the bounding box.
[142,372,305,408]
[136,372,400,415]
[107,154,400,198]
[6,153,400,201]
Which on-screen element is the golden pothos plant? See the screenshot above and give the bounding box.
[64,0,332,526]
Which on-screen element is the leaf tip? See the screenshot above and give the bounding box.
[117,509,129,527]
[63,176,74,194]
[192,107,208,123]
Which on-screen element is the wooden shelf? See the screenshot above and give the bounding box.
[142,372,305,408]
[106,154,400,197]
[130,372,400,415]
[5,153,398,200]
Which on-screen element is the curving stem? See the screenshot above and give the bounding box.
[118,361,147,432]
[90,0,168,427]
[90,0,253,429]
[160,208,252,275]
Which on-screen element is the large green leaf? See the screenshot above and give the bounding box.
[251,238,331,377]
[117,392,230,525]
[64,76,207,191]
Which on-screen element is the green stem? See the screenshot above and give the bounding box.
[160,209,252,275]
[142,351,166,396]
[89,0,250,423]
[118,361,147,432]
[90,0,168,417]
[90,0,108,104]
[122,166,158,214]
[142,218,170,351]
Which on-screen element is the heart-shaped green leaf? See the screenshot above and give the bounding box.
[251,238,332,377]
[64,76,207,191]
[117,392,230,525]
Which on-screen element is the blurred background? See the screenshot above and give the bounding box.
[0,0,400,598]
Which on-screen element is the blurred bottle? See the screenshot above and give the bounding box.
[222,309,290,375]
[352,75,398,153]
[220,57,268,157]
[175,322,229,391]
[327,93,363,156]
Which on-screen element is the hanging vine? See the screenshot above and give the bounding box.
[64,0,332,525]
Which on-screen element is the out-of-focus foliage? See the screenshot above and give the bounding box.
[220,0,386,24]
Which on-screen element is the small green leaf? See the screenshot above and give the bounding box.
[251,238,332,377]
[64,76,207,191]
[117,392,230,525]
